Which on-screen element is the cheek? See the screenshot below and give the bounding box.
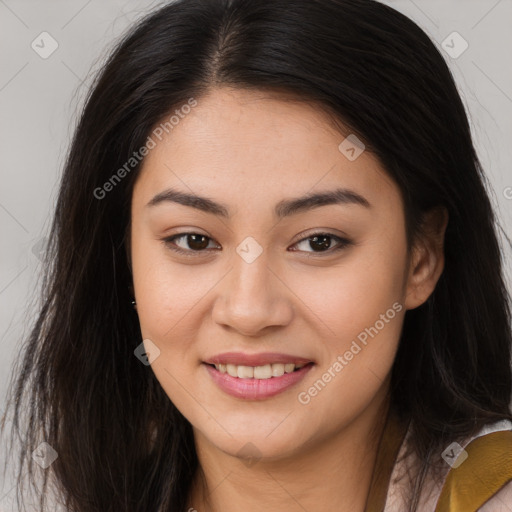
[291,236,407,404]
[294,235,406,340]
[131,237,200,372]
[131,240,208,416]
[131,235,211,338]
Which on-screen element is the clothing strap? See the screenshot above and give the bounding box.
[434,430,512,512]
[364,410,410,512]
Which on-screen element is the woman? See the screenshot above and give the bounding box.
[2,0,512,510]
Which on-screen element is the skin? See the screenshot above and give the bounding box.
[130,86,448,512]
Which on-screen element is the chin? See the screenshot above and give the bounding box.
[202,423,310,464]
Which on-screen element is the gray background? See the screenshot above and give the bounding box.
[1,0,511,509]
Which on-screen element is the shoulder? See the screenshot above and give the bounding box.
[384,418,512,512]
[434,419,512,512]
[477,479,512,512]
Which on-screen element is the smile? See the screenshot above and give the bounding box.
[203,361,314,400]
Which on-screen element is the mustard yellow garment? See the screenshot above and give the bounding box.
[364,412,512,512]
[434,430,512,512]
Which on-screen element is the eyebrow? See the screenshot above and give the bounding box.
[146,186,371,219]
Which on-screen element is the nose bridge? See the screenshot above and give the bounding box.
[212,238,292,333]
[232,247,271,301]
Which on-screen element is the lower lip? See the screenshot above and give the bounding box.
[204,363,314,400]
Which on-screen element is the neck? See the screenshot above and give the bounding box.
[188,386,392,512]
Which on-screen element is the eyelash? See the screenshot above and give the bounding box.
[162,231,352,257]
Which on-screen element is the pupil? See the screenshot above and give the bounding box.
[310,235,331,251]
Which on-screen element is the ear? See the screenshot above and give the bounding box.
[404,206,449,311]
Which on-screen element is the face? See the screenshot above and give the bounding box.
[130,86,423,461]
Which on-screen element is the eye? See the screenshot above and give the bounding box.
[162,231,352,257]
[163,233,220,256]
[290,232,352,255]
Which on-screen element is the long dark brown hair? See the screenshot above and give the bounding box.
[2,0,512,510]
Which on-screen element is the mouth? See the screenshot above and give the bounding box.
[203,359,315,400]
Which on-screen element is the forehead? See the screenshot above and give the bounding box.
[133,87,400,215]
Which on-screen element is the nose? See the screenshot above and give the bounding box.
[211,250,294,336]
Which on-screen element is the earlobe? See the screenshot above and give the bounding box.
[404,206,449,310]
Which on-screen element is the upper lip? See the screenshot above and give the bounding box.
[204,352,314,366]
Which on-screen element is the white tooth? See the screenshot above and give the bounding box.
[254,364,272,379]
[219,363,305,379]
[284,363,295,373]
[226,364,238,377]
[271,363,285,377]
[237,365,254,378]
